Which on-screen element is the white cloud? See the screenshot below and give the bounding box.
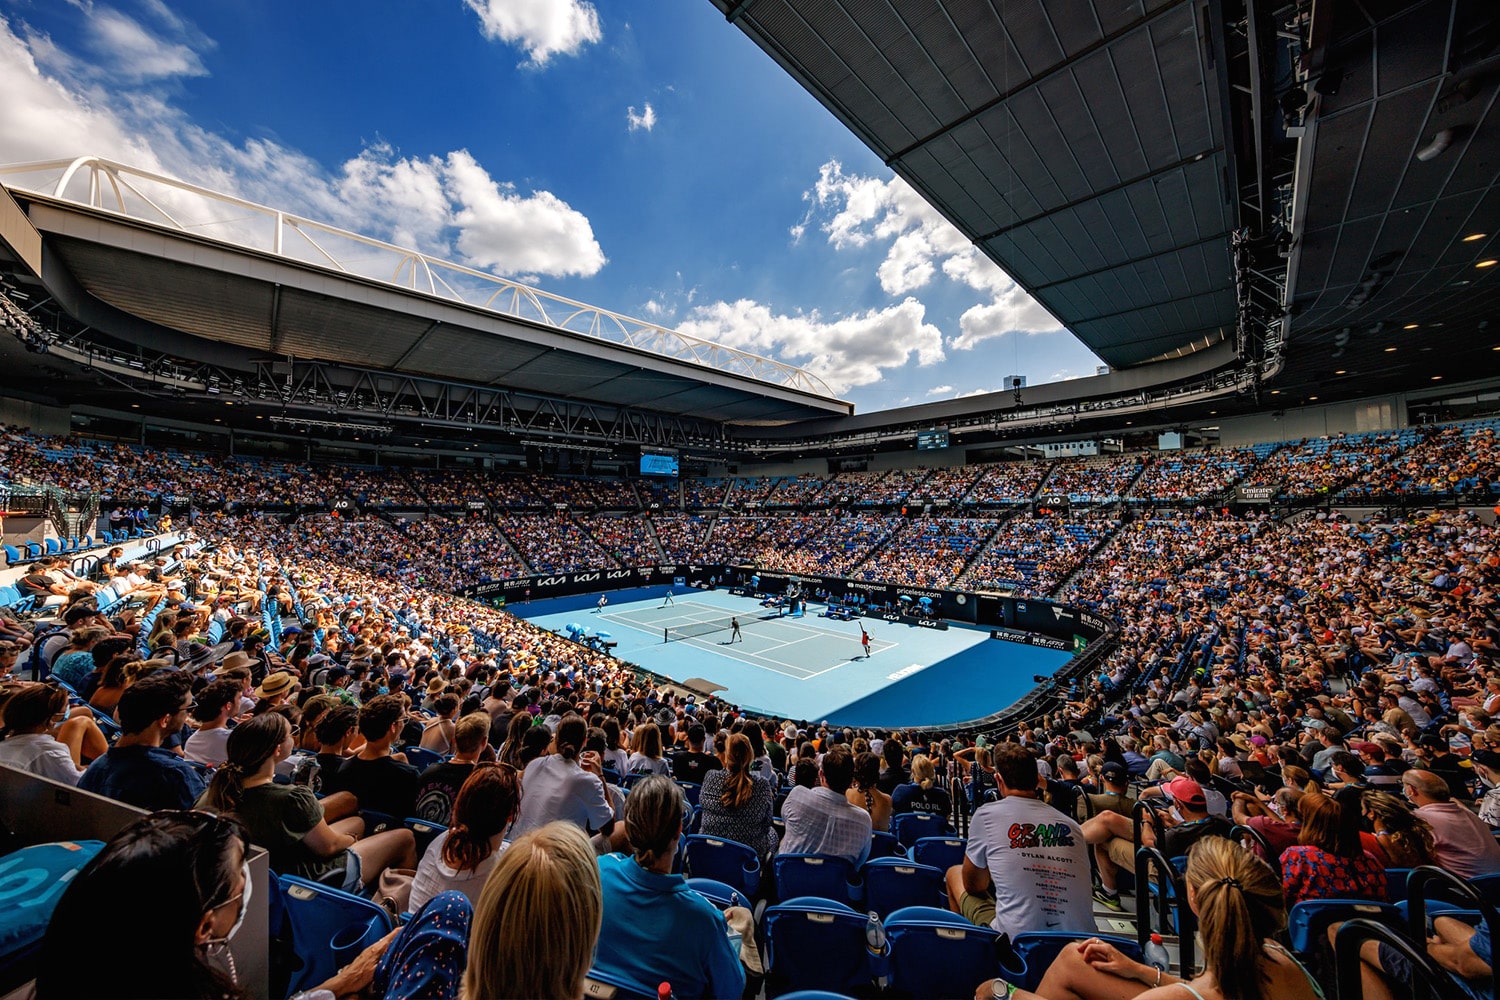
[678,297,943,395]
[463,0,601,66]
[953,287,1061,350]
[956,387,995,398]
[926,384,953,396]
[0,17,606,280]
[446,150,605,277]
[626,102,656,132]
[800,158,1067,356]
[87,7,209,82]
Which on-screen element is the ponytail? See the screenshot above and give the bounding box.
[1186,837,1285,1000]
[555,715,588,762]
[200,714,289,815]
[720,733,755,811]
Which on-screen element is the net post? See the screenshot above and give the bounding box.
[664,626,669,643]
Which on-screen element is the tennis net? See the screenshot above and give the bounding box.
[663,614,760,643]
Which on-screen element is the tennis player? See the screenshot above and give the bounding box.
[730,617,742,643]
[860,627,872,658]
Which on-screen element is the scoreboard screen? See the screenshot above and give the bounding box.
[639,452,679,477]
[916,429,949,451]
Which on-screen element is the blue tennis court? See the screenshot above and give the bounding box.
[513,586,1072,728]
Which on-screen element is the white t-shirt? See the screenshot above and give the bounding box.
[184,726,232,765]
[965,795,1094,935]
[0,734,82,785]
[409,830,507,913]
[509,753,614,840]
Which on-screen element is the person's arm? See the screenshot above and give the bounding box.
[960,854,991,896]
[1430,935,1493,980]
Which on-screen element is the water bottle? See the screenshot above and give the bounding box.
[657,983,674,1000]
[1144,932,1170,975]
[865,911,888,987]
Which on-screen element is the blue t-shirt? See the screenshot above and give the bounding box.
[594,854,744,1000]
[78,744,207,811]
[50,651,96,691]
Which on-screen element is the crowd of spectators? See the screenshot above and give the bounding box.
[393,514,527,587]
[7,436,1500,1000]
[500,514,616,575]
[960,512,1116,596]
[1041,455,1144,503]
[747,513,902,578]
[647,513,710,562]
[967,460,1051,505]
[853,517,997,588]
[1346,421,1500,497]
[1245,429,1418,498]
[577,514,660,567]
[1129,448,1258,502]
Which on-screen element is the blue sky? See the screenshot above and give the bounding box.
[0,0,1104,412]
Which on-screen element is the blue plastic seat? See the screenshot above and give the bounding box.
[861,857,944,918]
[678,781,702,807]
[402,746,443,771]
[404,818,446,856]
[686,877,746,910]
[0,840,106,993]
[277,874,393,995]
[891,812,951,849]
[869,830,907,859]
[681,835,761,899]
[1,545,19,566]
[883,905,999,999]
[1287,899,1401,956]
[43,538,58,556]
[359,809,400,835]
[762,897,873,997]
[912,836,966,872]
[1008,932,1143,992]
[582,965,658,1000]
[23,542,41,559]
[773,853,860,907]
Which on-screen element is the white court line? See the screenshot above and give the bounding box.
[674,627,899,681]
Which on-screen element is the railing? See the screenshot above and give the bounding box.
[0,156,838,399]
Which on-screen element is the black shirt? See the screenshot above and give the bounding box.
[1160,815,1235,858]
[670,750,722,785]
[333,754,420,819]
[412,761,476,825]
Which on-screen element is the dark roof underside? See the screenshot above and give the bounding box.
[714,0,1239,369]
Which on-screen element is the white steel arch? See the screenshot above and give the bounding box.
[0,156,839,400]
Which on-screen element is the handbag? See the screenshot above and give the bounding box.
[375,867,416,918]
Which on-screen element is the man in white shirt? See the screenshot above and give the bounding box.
[184,678,242,766]
[946,744,1094,936]
[779,745,872,867]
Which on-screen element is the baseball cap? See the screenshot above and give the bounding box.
[1100,761,1128,782]
[1163,775,1207,809]
[1474,750,1500,771]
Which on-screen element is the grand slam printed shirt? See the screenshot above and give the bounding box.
[965,795,1095,934]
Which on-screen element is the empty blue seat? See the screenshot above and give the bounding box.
[43,538,58,555]
[884,905,999,999]
[1,544,19,565]
[277,874,393,995]
[773,854,859,907]
[681,835,761,899]
[861,858,944,918]
[762,897,873,997]
[869,830,906,859]
[890,812,950,849]
[912,836,966,873]
[23,542,41,559]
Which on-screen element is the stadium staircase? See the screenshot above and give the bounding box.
[952,505,1029,589]
[641,514,668,563]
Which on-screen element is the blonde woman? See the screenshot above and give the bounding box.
[982,837,1322,1000]
[462,821,602,1000]
[625,721,671,777]
[892,754,953,817]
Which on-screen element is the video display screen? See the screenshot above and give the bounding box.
[639,452,679,477]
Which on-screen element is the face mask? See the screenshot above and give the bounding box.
[201,861,253,959]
